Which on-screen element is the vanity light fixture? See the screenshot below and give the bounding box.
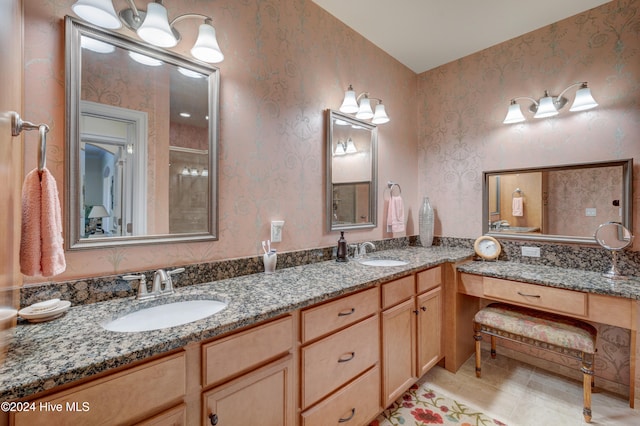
[339,84,390,124]
[71,0,224,63]
[503,82,598,124]
[345,138,357,154]
[334,141,346,156]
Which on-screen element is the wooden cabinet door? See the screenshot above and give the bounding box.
[202,355,294,426]
[381,297,416,407]
[417,286,442,377]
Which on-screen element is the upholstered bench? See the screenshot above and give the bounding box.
[473,302,597,423]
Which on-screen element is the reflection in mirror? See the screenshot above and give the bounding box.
[66,16,219,249]
[595,222,633,279]
[483,159,633,244]
[326,110,377,231]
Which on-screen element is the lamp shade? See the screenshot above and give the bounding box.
[503,101,525,124]
[88,205,110,218]
[137,2,177,48]
[72,0,121,29]
[81,35,116,54]
[191,23,224,63]
[345,138,357,154]
[570,85,598,111]
[128,51,163,66]
[339,87,359,114]
[334,142,345,156]
[355,97,374,119]
[534,93,558,118]
[371,103,390,124]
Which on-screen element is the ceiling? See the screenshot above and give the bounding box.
[312,0,611,74]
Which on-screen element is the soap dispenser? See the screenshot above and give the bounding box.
[336,231,348,262]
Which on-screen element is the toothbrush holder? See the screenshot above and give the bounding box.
[263,251,277,274]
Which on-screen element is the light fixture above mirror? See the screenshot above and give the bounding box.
[339,84,390,124]
[71,0,224,63]
[503,82,597,124]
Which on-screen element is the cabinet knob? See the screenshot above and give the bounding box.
[338,407,356,423]
[413,309,419,315]
[421,306,427,311]
[209,413,218,425]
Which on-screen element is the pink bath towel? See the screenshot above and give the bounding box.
[387,195,405,233]
[20,168,66,277]
[512,197,524,217]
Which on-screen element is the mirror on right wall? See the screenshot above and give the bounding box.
[483,159,633,245]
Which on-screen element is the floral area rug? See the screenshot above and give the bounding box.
[371,382,508,426]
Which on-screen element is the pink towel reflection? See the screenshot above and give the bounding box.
[20,168,66,277]
[512,197,524,217]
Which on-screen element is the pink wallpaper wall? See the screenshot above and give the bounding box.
[23,0,418,281]
[417,0,640,250]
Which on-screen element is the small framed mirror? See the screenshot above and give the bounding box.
[326,110,378,232]
[65,16,219,249]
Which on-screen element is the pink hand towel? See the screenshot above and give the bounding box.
[20,168,66,277]
[512,197,524,217]
[387,195,405,233]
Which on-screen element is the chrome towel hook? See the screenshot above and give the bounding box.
[11,112,49,171]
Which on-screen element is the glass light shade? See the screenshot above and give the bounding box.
[81,35,116,54]
[371,103,390,124]
[178,67,204,78]
[72,0,121,29]
[334,142,346,156]
[181,167,190,175]
[345,139,357,154]
[191,23,224,63]
[339,88,358,114]
[137,2,177,48]
[534,95,558,118]
[503,102,525,124]
[128,51,163,66]
[570,86,598,111]
[355,97,374,119]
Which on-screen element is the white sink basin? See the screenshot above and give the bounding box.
[359,259,409,267]
[102,299,227,332]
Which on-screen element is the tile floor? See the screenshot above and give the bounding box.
[422,351,640,425]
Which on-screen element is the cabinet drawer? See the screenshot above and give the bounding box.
[381,276,414,309]
[458,273,484,297]
[301,316,379,409]
[202,316,292,387]
[483,277,587,317]
[417,266,442,294]
[136,403,186,425]
[13,352,185,426]
[301,287,378,342]
[301,365,380,426]
[589,294,633,329]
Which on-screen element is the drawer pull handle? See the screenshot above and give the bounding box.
[339,408,356,422]
[209,413,218,425]
[338,352,355,363]
[517,291,541,298]
[338,308,355,316]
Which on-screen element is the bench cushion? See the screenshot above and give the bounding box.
[474,303,596,354]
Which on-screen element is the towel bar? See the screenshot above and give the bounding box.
[387,180,402,195]
[10,111,49,171]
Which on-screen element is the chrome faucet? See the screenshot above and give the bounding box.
[122,267,185,300]
[492,220,510,231]
[358,241,376,257]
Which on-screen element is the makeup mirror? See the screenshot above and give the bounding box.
[65,16,219,249]
[595,221,633,279]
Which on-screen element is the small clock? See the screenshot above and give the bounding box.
[474,236,501,261]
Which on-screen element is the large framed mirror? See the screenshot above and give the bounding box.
[65,16,219,249]
[326,110,378,232]
[483,159,633,245]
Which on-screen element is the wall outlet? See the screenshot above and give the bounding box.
[270,220,285,243]
[585,208,597,217]
[521,246,540,257]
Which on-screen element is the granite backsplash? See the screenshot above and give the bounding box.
[20,236,640,308]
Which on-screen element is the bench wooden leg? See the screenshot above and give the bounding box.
[473,323,483,378]
[490,335,497,359]
[581,353,595,423]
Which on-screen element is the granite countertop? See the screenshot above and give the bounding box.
[0,246,472,401]
[457,260,640,300]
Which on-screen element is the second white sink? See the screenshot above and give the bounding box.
[359,259,409,267]
[102,299,227,333]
